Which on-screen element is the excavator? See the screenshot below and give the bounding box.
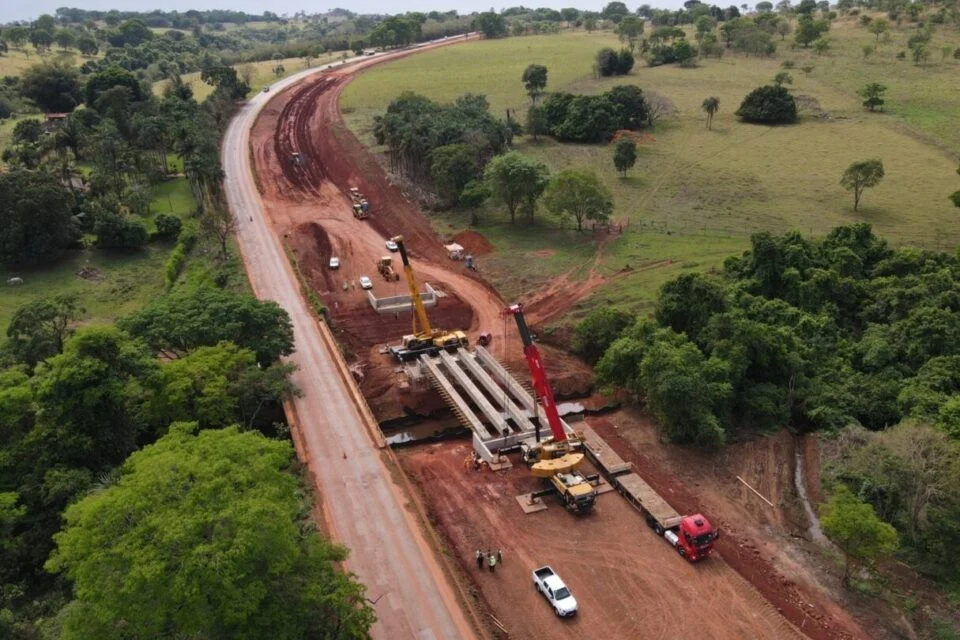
[504,303,596,513]
[388,235,469,362]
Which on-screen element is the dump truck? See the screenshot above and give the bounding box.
[376,256,400,282]
[352,203,369,220]
[532,566,578,617]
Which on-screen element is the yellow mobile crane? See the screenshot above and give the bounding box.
[388,235,469,361]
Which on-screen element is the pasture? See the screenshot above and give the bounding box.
[341,23,960,318]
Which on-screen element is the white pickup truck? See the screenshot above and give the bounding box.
[532,566,578,617]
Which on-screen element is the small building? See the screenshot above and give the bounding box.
[42,113,67,132]
[444,243,464,260]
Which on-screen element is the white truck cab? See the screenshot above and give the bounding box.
[532,566,578,617]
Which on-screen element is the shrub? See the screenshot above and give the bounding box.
[736,85,798,124]
[596,47,634,76]
[94,211,149,250]
[153,213,182,241]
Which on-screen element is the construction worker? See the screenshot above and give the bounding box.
[488,552,497,573]
[497,548,503,564]
[476,549,483,570]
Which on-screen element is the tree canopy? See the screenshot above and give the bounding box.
[522,64,548,104]
[484,151,550,224]
[119,285,295,365]
[542,169,613,231]
[821,484,899,585]
[0,169,78,267]
[47,424,375,639]
[841,159,884,211]
[736,84,798,124]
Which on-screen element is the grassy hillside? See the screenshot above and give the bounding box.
[341,24,960,321]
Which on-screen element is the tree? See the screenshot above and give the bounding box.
[867,18,889,42]
[94,209,149,250]
[6,295,84,369]
[459,179,490,226]
[153,213,183,240]
[54,29,76,51]
[47,424,375,639]
[857,83,887,112]
[522,64,548,104]
[812,37,830,55]
[911,44,930,65]
[0,169,77,267]
[794,15,828,47]
[702,96,720,129]
[5,26,28,49]
[821,484,899,586]
[756,1,774,10]
[573,307,633,363]
[617,16,645,52]
[773,71,793,86]
[602,1,630,23]
[428,143,478,205]
[655,272,727,341]
[77,35,98,56]
[484,151,550,224]
[613,137,638,177]
[606,85,649,130]
[119,286,295,365]
[31,326,157,472]
[862,43,875,59]
[30,29,54,53]
[673,39,697,66]
[201,206,236,261]
[84,65,145,107]
[776,21,792,39]
[736,85,798,124]
[146,343,297,432]
[526,105,548,141]
[596,48,634,76]
[555,95,620,142]
[542,169,614,231]
[841,159,884,211]
[473,11,507,38]
[20,60,82,112]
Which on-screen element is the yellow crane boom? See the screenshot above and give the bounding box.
[391,235,432,338]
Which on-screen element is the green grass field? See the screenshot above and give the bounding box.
[341,24,960,320]
[0,46,99,76]
[152,51,355,102]
[0,178,244,334]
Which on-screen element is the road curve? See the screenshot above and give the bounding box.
[222,42,478,640]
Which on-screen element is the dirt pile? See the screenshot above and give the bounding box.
[450,230,493,256]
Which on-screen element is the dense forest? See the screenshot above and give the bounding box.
[583,224,960,584]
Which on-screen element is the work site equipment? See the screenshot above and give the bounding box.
[376,256,400,281]
[388,235,468,361]
[349,187,370,219]
[291,152,303,167]
[504,303,596,513]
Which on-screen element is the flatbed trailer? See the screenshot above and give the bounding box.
[581,431,718,561]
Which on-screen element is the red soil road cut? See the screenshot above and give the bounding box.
[399,441,809,640]
[251,56,510,354]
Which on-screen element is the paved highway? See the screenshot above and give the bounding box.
[221,46,477,640]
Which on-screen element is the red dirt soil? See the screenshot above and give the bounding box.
[588,411,877,640]
[399,441,809,640]
[450,230,494,256]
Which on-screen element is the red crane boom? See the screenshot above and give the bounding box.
[504,303,567,444]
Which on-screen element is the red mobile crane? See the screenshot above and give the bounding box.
[503,303,596,512]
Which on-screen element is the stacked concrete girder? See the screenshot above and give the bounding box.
[419,349,574,462]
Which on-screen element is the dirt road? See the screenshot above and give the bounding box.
[400,441,808,640]
[222,43,479,640]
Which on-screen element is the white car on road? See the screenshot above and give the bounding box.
[329,256,340,269]
[385,239,399,252]
[359,276,373,290]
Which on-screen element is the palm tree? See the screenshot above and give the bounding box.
[702,96,720,130]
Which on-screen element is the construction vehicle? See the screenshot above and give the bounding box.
[376,256,400,282]
[604,471,719,561]
[291,152,303,167]
[349,187,370,219]
[504,303,596,513]
[387,235,468,361]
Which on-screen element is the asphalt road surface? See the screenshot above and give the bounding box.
[221,45,477,640]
